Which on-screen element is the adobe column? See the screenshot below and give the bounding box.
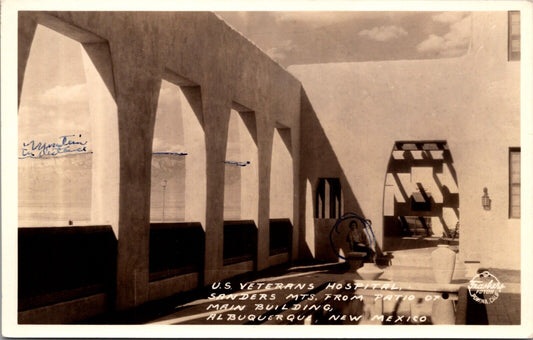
[110,38,162,310]
[202,91,231,285]
[256,125,274,271]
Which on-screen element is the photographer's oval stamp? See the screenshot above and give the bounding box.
[468,271,505,304]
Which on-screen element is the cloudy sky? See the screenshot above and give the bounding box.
[217,11,472,66]
[18,12,472,153]
[19,24,90,145]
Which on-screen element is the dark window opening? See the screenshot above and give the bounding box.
[315,178,342,219]
[508,11,520,61]
[509,147,520,218]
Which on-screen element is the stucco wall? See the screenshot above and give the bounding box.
[19,11,302,312]
[291,12,520,270]
[17,11,521,322]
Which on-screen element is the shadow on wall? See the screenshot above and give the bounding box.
[299,89,384,262]
[382,142,460,251]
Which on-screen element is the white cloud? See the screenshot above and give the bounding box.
[266,40,295,62]
[152,137,185,153]
[358,25,408,42]
[18,103,91,142]
[416,34,445,52]
[275,12,410,26]
[416,14,471,56]
[40,83,88,105]
[432,12,469,24]
[276,12,350,25]
[266,47,288,62]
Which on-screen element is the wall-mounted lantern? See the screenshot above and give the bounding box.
[482,187,491,211]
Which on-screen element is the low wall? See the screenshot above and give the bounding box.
[149,222,205,282]
[269,218,292,256]
[223,220,257,266]
[18,226,116,323]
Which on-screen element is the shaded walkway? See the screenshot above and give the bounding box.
[82,249,521,325]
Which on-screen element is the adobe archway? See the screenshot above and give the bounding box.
[382,141,459,251]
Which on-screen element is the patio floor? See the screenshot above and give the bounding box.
[87,248,520,325]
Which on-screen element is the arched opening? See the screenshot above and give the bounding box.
[382,141,459,251]
[18,23,118,231]
[304,179,316,258]
[148,74,206,284]
[222,106,258,266]
[223,107,258,221]
[269,126,293,258]
[150,80,186,222]
[224,110,242,220]
[17,20,119,320]
[269,127,293,219]
[150,75,205,225]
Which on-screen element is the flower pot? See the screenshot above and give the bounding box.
[357,262,384,280]
[346,251,366,272]
[431,244,456,284]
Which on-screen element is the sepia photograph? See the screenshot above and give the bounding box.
[2,0,532,338]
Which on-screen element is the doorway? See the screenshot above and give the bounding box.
[382,141,459,251]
